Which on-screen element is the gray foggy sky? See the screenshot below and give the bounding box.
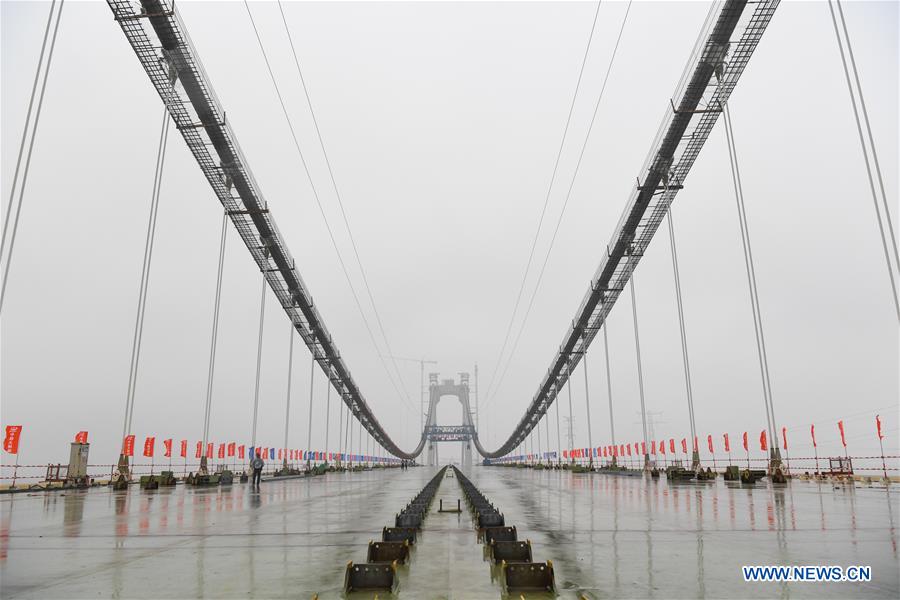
[1,1,898,470]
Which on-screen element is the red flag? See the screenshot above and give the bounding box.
[279,448,283,460]
[669,439,675,454]
[759,430,767,452]
[123,434,135,457]
[693,436,699,453]
[217,444,224,459]
[877,415,884,440]
[660,441,666,455]
[163,439,172,458]
[143,436,155,458]
[838,420,846,448]
[74,431,88,444]
[781,427,788,451]
[195,441,202,459]
[707,434,713,454]
[811,424,817,448]
[206,443,213,459]
[641,441,646,455]
[180,440,187,458]
[681,438,688,454]
[563,450,568,459]
[651,440,656,455]
[228,442,235,457]
[3,426,22,454]
[626,444,632,456]
[723,433,730,452]
[742,431,748,452]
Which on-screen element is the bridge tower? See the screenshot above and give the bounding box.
[424,373,476,467]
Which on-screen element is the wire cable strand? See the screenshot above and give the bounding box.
[1,0,57,267]
[242,1,417,417]
[202,211,228,448]
[0,0,65,314]
[828,0,899,321]
[484,0,633,409]
[482,1,603,402]
[121,109,171,448]
[275,0,415,412]
[723,104,779,455]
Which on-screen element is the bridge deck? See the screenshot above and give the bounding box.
[0,467,897,598]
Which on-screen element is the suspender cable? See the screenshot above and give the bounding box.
[324,376,332,463]
[536,412,543,463]
[346,405,353,466]
[723,104,780,463]
[566,356,575,462]
[545,407,552,463]
[0,0,64,314]
[121,108,170,458]
[667,209,698,467]
[337,392,344,465]
[602,323,616,464]
[554,383,562,464]
[201,211,228,466]
[827,0,899,321]
[282,325,295,468]
[582,343,594,466]
[306,353,315,466]
[630,276,650,469]
[250,273,267,450]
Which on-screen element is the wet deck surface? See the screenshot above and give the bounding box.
[1,466,897,598]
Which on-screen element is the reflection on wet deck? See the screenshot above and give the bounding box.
[0,467,897,598]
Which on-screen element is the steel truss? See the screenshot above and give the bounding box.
[108,0,418,458]
[474,0,780,459]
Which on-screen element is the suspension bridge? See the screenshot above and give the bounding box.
[1,0,898,597]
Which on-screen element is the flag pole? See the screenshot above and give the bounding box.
[11,452,19,490]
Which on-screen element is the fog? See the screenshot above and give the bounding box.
[2,1,897,472]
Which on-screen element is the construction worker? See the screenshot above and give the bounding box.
[251,451,265,488]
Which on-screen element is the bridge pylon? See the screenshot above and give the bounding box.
[423,374,477,467]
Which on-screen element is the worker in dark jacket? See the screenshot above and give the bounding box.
[251,452,265,488]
